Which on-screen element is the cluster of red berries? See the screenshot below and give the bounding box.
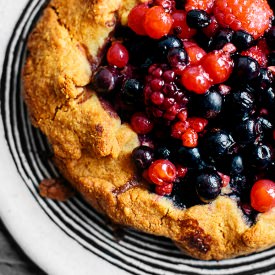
[143,159,187,196]
[102,0,275,213]
[181,44,235,94]
[171,116,208,147]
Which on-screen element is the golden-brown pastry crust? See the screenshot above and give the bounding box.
[23,0,275,260]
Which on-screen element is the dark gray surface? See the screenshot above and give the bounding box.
[0,219,46,275]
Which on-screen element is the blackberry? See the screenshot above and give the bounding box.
[144,64,189,122]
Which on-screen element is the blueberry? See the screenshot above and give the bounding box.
[186,9,211,29]
[93,66,118,93]
[230,174,247,195]
[190,90,223,119]
[126,36,156,66]
[225,88,255,119]
[201,129,235,161]
[156,35,182,61]
[233,118,260,145]
[132,146,154,170]
[259,86,275,109]
[249,144,272,169]
[232,30,254,51]
[266,26,275,50]
[257,117,273,131]
[252,68,274,91]
[268,52,275,66]
[167,48,188,67]
[121,79,143,105]
[209,28,233,50]
[232,56,260,83]
[230,155,244,175]
[177,147,205,169]
[155,146,171,159]
[195,170,222,203]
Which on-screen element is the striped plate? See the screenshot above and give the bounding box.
[1,0,275,274]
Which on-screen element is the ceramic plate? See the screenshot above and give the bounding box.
[1,1,275,274]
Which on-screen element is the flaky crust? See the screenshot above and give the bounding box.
[23,0,275,260]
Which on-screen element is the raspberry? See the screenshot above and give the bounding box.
[181,128,198,147]
[187,117,208,132]
[128,4,149,35]
[154,0,176,13]
[107,42,129,68]
[171,10,197,39]
[144,6,173,39]
[184,0,215,13]
[171,120,189,139]
[183,41,206,65]
[242,44,268,67]
[202,16,219,38]
[213,0,273,39]
[200,50,234,84]
[144,64,189,122]
[180,65,212,94]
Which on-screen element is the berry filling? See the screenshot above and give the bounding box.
[92,0,275,220]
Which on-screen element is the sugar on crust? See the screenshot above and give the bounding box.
[23,0,275,260]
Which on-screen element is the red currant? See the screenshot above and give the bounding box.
[251,179,275,212]
[180,65,212,94]
[131,112,154,134]
[176,165,188,178]
[128,4,149,35]
[143,6,173,39]
[181,128,198,147]
[148,159,176,185]
[155,183,173,196]
[107,42,129,68]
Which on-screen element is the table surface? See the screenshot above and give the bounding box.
[0,219,45,275]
